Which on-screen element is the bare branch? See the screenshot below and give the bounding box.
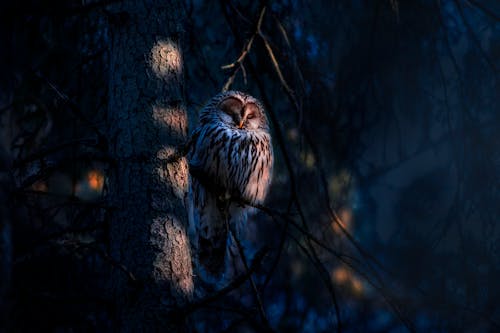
[221,6,266,92]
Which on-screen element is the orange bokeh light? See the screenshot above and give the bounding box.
[32,181,48,192]
[332,266,364,295]
[351,277,364,294]
[332,267,349,284]
[87,170,104,192]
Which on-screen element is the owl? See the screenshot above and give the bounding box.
[188,91,273,281]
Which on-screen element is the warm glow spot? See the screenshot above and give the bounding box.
[332,266,364,296]
[332,207,353,233]
[87,170,104,192]
[332,267,349,284]
[351,276,364,295]
[150,40,182,80]
[32,181,48,192]
[329,169,352,198]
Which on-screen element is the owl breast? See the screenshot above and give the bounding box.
[189,121,273,205]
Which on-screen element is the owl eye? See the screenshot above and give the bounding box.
[219,97,242,115]
[245,103,259,120]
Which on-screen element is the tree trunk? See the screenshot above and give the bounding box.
[107,1,193,331]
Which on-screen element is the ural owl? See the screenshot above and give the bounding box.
[188,91,273,280]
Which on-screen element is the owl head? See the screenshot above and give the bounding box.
[200,91,269,131]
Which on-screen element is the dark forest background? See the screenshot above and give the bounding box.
[0,0,498,332]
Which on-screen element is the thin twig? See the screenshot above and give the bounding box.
[221,6,266,92]
[259,33,298,108]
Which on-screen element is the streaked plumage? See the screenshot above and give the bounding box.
[188,91,273,280]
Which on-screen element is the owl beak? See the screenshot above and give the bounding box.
[238,120,244,129]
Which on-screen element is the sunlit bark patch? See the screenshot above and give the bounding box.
[156,146,177,160]
[155,159,189,200]
[151,216,194,297]
[149,40,182,80]
[152,104,187,138]
[153,104,188,199]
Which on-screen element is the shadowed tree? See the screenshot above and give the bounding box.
[0,0,497,331]
[106,0,193,331]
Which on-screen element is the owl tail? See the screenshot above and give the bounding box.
[188,178,248,282]
[188,178,228,279]
[198,225,227,277]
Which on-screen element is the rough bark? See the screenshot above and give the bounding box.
[107,1,193,331]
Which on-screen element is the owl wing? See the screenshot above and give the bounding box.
[187,127,230,280]
[188,175,228,279]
